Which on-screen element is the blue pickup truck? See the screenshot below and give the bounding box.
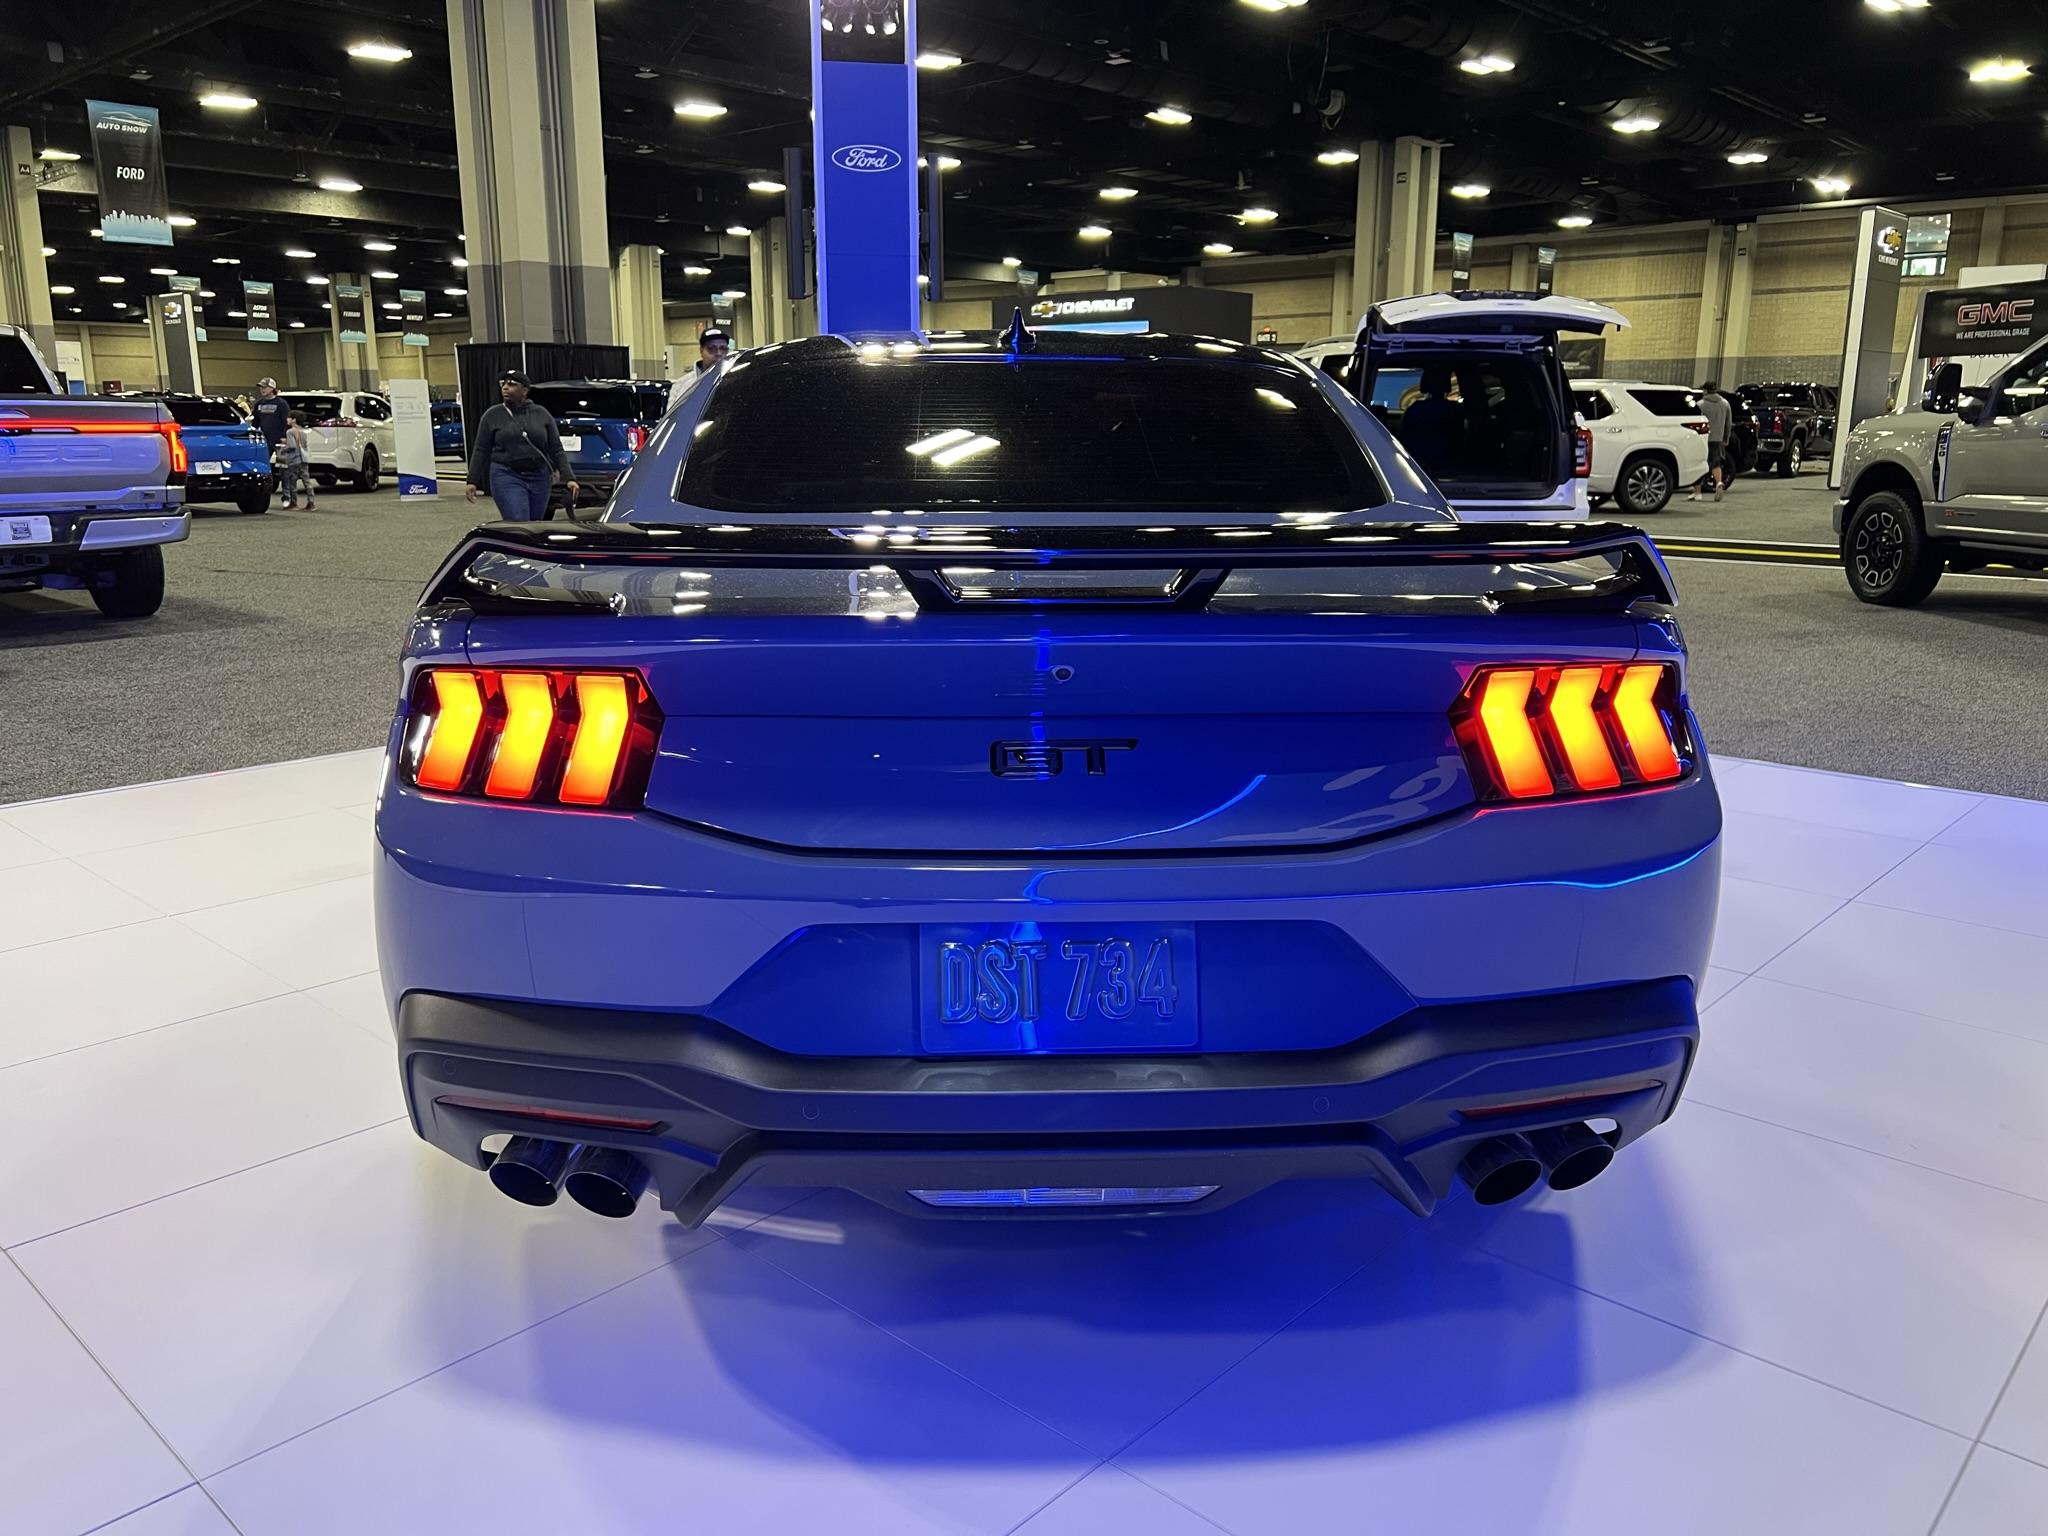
[117,392,272,515]
[528,379,671,512]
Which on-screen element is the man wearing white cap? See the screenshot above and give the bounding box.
[250,378,293,508]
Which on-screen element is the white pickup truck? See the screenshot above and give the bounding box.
[0,325,188,619]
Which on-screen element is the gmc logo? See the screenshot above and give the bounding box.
[990,739,1136,777]
[1957,299,2035,328]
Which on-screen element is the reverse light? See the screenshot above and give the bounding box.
[402,667,661,809]
[1454,662,1691,804]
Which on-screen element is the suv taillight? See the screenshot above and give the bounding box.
[1453,662,1690,803]
[1685,420,1710,434]
[1574,426,1593,478]
[400,666,663,809]
[625,423,648,452]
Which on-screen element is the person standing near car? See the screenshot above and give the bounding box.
[251,378,293,508]
[465,370,577,521]
[1689,381,1733,502]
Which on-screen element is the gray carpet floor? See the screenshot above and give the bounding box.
[5,474,2045,804]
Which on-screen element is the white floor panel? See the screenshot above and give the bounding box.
[0,750,2042,1534]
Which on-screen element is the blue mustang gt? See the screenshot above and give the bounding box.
[374,328,1720,1227]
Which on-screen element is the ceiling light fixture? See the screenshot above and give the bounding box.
[198,91,258,110]
[381,300,401,310]
[746,178,787,193]
[98,274,124,284]
[1078,224,1113,240]
[444,286,467,296]
[318,176,362,193]
[363,239,397,251]
[43,246,58,257]
[452,255,468,267]
[1726,150,1769,165]
[1558,213,1594,228]
[1316,148,1361,166]
[284,247,316,258]
[1202,242,1236,256]
[347,41,413,62]
[211,256,240,265]
[1811,175,1853,195]
[682,264,712,276]
[290,320,306,328]
[915,50,961,70]
[111,301,128,310]
[1001,255,1022,267]
[371,270,398,280]
[38,147,80,161]
[721,288,747,300]
[167,215,196,228]
[674,100,727,119]
[726,224,752,237]
[150,266,176,275]
[228,309,248,318]
[1238,207,1278,223]
[1863,0,1931,10]
[1967,58,2030,84]
[90,228,102,237]
[1459,54,1516,75]
[1099,186,1138,200]
[1239,0,1308,11]
[307,274,331,284]
[1611,113,1662,134]
[1146,104,1193,125]
[50,285,75,295]
[1449,183,1491,199]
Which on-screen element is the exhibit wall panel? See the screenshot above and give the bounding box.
[57,323,160,390]
[1740,219,1858,383]
[1998,203,2048,266]
[1203,273,1337,343]
[1550,232,1708,383]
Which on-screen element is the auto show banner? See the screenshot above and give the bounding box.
[388,378,436,499]
[1450,232,1473,292]
[1831,205,1906,488]
[334,282,368,344]
[85,100,171,246]
[242,280,277,343]
[1536,245,1557,295]
[1917,281,2048,357]
[400,288,428,347]
[809,1,921,335]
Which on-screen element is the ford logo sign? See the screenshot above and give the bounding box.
[831,144,903,174]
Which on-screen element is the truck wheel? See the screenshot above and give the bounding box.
[1777,438,1803,476]
[1616,455,1675,515]
[88,545,166,620]
[236,488,270,515]
[1843,490,1943,606]
[353,449,380,492]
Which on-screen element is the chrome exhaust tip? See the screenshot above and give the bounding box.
[1458,1134,1545,1206]
[562,1145,652,1218]
[487,1136,574,1207]
[1529,1123,1616,1192]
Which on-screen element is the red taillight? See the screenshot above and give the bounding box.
[1685,420,1710,434]
[625,423,648,452]
[1453,661,1691,804]
[11,418,188,476]
[1574,425,1593,478]
[401,666,662,809]
[1460,1082,1664,1119]
[1771,410,1785,432]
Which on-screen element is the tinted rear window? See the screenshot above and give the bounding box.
[1627,389,1704,417]
[679,358,1381,513]
[533,386,646,421]
[287,394,343,421]
[1740,386,1811,407]
[165,397,244,427]
[0,336,53,393]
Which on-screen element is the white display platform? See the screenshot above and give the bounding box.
[3,751,2046,1535]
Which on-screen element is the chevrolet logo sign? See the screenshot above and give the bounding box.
[1030,296,1137,320]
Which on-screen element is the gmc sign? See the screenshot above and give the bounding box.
[1922,282,2048,356]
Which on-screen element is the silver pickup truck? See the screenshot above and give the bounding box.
[0,324,188,619]
[1836,339,2048,605]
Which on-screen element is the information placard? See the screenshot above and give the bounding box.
[388,377,437,499]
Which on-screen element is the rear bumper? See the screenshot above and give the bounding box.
[397,977,1699,1223]
[184,470,270,501]
[0,510,189,584]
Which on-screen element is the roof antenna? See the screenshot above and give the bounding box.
[1003,306,1037,357]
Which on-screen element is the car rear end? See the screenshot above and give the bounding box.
[374,333,1718,1228]
[530,381,669,510]
[1,328,188,610]
[1357,292,1629,522]
[282,392,358,481]
[157,396,271,512]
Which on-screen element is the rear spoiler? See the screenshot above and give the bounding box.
[421,520,1677,616]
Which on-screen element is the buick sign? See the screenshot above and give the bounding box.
[831,144,902,173]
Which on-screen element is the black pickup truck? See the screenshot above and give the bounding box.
[1734,382,1837,476]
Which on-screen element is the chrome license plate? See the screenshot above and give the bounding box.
[919,925,1197,1054]
[1,515,52,547]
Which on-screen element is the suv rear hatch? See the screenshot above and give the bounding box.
[431,522,1678,857]
[1359,293,1628,518]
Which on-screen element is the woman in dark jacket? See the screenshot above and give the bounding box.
[465,370,578,520]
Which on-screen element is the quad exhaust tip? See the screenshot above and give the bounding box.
[563,1145,653,1218]
[487,1136,573,1207]
[1458,1134,1544,1206]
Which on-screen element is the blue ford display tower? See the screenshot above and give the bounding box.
[810,1,922,336]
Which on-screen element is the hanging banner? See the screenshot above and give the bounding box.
[169,274,200,293]
[243,279,278,343]
[335,282,368,344]
[86,100,172,246]
[388,377,437,498]
[400,288,428,347]
[1450,232,1474,292]
[1536,245,1557,295]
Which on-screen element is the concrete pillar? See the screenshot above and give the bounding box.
[762,218,794,342]
[612,244,664,376]
[447,0,610,344]
[1,126,57,356]
[1509,244,1538,291]
[1329,261,1353,337]
[748,228,773,344]
[330,272,379,391]
[1976,204,2005,267]
[1348,136,1441,310]
[1717,223,1756,384]
[1693,225,1735,384]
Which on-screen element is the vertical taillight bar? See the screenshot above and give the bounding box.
[559,675,632,805]
[415,671,486,791]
